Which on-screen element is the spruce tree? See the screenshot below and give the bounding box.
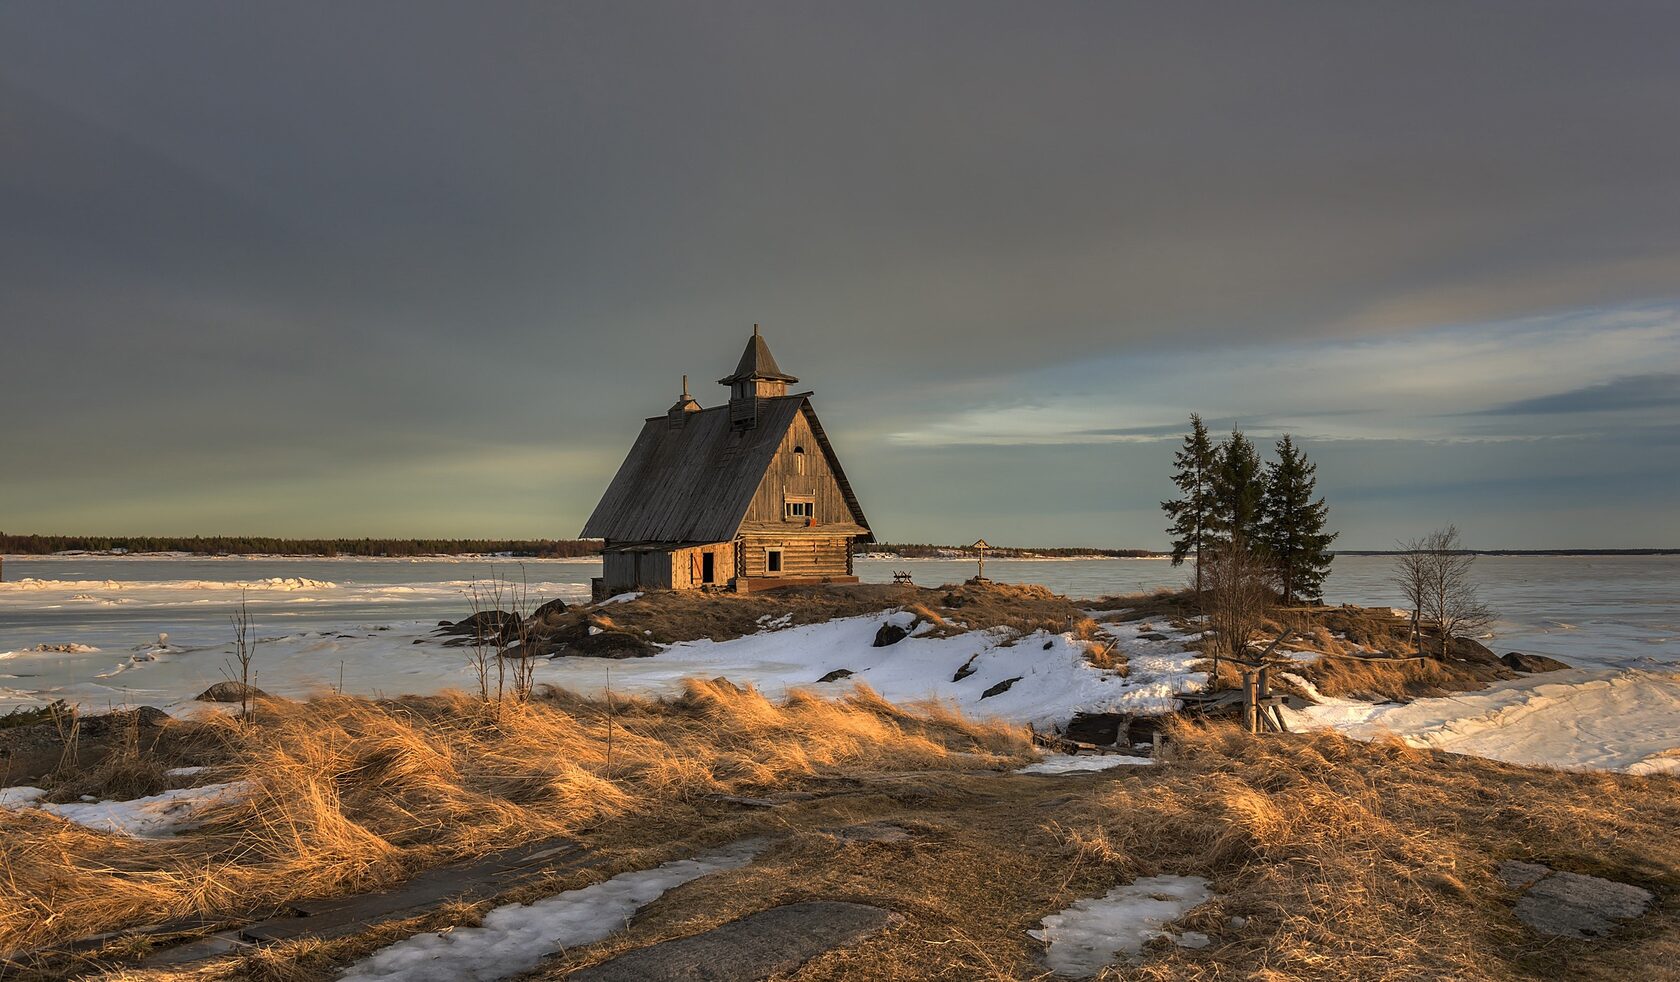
[1160,414,1217,596]
[1259,434,1338,604]
[1211,427,1265,549]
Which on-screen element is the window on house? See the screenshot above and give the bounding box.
[766,548,783,573]
[784,497,814,520]
[792,445,806,475]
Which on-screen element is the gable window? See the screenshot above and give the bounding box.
[784,496,815,521]
[792,445,806,475]
[766,548,783,574]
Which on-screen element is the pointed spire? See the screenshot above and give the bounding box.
[718,326,798,385]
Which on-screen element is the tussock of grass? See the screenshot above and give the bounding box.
[1292,652,1490,701]
[0,685,1030,955]
[1059,722,1680,980]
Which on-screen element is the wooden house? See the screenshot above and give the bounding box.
[581,328,873,597]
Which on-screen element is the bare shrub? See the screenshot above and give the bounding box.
[223,590,259,724]
[1202,542,1276,688]
[1415,527,1495,659]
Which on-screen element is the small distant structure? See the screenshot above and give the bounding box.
[582,327,874,598]
[969,538,992,584]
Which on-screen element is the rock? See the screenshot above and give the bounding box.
[873,623,909,647]
[546,631,656,659]
[566,902,901,982]
[1498,861,1652,939]
[816,669,854,683]
[1042,640,1053,650]
[952,655,979,683]
[980,676,1022,699]
[195,681,268,703]
[437,609,523,644]
[1442,635,1504,667]
[1501,652,1571,673]
[1139,631,1170,641]
[530,597,570,621]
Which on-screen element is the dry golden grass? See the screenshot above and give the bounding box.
[0,683,1031,958]
[533,722,1680,982]
[42,715,1680,981]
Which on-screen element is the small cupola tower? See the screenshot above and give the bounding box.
[718,325,798,428]
[666,375,701,427]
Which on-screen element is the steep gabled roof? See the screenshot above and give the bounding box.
[581,395,872,543]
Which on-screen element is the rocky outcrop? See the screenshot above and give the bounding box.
[1501,652,1571,673]
[195,681,268,703]
[1499,861,1652,938]
[873,623,909,647]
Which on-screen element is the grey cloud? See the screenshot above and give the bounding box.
[4,2,1680,541]
[1471,374,1680,416]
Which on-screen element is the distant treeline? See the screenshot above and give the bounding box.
[867,542,1161,559]
[0,534,605,558]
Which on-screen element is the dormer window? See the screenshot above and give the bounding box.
[785,495,815,521]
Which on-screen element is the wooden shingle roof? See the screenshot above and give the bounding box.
[718,332,799,384]
[580,395,872,544]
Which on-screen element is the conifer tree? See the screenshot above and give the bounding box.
[1211,427,1265,549]
[1259,434,1337,604]
[1160,414,1217,597]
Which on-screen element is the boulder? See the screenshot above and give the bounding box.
[1502,652,1571,673]
[195,681,268,703]
[529,596,570,624]
[438,609,523,644]
[952,655,978,683]
[980,676,1022,699]
[873,623,909,647]
[816,669,854,683]
[1499,861,1652,939]
[549,631,656,659]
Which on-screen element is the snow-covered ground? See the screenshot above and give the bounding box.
[1283,668,1680,775]
[2,554,1676,775]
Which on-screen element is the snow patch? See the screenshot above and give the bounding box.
[1030,875,1217,976]
[9,782,249,837]
[339,839,762,982]
[1284,668,1680,774]
[1017,753,1154,775]
[600,591,642,605]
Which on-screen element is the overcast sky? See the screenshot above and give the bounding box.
[4,2,1679,549]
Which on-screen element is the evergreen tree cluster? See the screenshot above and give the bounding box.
[1161,418,1338,604]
